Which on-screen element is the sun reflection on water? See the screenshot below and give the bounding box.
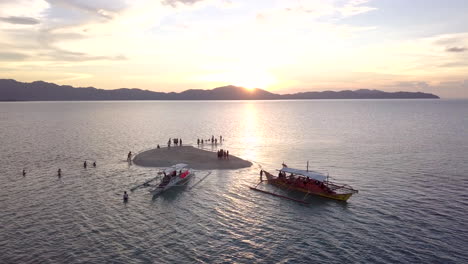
[238,102,261,162]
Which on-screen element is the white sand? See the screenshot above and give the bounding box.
[133,146,252,170]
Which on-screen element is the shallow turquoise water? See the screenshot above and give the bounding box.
[1,100,467,263]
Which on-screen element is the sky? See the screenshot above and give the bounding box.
[0,0,467,98]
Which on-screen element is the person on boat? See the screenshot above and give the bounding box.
[93,161,96,168]
[84,161,87,168]
[127,151,132,161]
[167,140,171,148]
[201,139,204,144]
[123,191,129,202]
[226,150,229,159]
[22,169,26,176]
[157,144,160,149]
[197,138,200,145]
[57,168,62,177]
[180,138,182,146]
[220,135,222,142]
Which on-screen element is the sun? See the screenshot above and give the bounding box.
[201,68,277,90]
[234,72,277,90]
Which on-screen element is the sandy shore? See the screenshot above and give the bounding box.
[133,146,252,170]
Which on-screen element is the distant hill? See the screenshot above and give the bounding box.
[0,79,439,101]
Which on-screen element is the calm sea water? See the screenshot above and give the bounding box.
[1,100,467,263]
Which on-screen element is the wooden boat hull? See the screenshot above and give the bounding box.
[263,171,354,202]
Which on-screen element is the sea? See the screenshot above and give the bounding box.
[0,99,467,263]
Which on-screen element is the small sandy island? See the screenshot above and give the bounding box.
[133,146,252,170]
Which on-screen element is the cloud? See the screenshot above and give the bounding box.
[446,46,466,53]
[39,47,127,62]
[382,79,468,98]
[162,0,205,7]
[0,52,30,61]
[339,0,377,17]
[0,16,40,24]
[44,0,124,20]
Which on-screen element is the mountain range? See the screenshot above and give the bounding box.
[0,79,439,101]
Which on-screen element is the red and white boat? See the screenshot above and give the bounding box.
[149,163,194,195]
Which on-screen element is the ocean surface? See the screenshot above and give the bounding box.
[1,99,467,263]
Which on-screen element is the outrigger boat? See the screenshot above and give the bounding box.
[251,163,358,203]
[149,163,194,195]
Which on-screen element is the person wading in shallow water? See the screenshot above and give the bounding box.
[57,168,62,177]
[93,161,96,168]
[123,191,129,202]
[84,161,87,168]
[22,169,26,176]
[128,151,132,161]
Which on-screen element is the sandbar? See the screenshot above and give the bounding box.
[133,146,252,170]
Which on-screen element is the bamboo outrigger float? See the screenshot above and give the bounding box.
[251,163,358,203]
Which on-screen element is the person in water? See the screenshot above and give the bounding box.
[22,169,26,176]
[57,168,62,177]
[93,161,96,168]
[84,161,87,168]
[123,191,129,202]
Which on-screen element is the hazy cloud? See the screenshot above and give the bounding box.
[39,48,127,62]
[384,79,468,98]
[0,52,29,61]
[45,0,122,20]
[162,0,205,7]
[446,46,466,52]
[0,16,40,24]
[393,81,430,90]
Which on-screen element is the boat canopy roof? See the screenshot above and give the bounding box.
[279,167,327,182]
[164,163,188,173]
[172,163,188,169]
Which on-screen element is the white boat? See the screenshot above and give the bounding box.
[149,163,194,195]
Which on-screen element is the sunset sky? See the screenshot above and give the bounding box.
[0,0,467,98]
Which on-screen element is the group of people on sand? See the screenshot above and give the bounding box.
[217,149,229,159]
[167,138,183,147]
[197,135,223,146]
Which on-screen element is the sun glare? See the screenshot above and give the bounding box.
[200,68,277,91]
